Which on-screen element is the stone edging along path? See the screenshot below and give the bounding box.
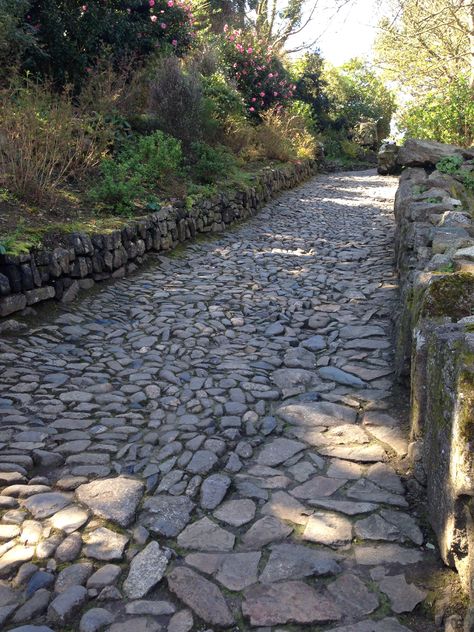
[0,170,456,632]
[0,160,317,320]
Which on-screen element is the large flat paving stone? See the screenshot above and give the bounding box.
[177,517,235,551]
[167,567,235,628]
[276,401,357,427]
[257,438,305,466]
[76,477,144,527]
[259,543,340,582]
[123,541,170,599]
[140,495,195,537]
[242,580,342,626]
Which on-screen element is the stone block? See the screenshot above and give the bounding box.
[25,286,55,306]
[418,325,474,596]
[0,294,27,317]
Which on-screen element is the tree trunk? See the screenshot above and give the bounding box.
[469,1,474,92]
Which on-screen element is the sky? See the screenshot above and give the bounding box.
[289,0,386,64]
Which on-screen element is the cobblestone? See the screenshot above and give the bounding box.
[0,171,441,630]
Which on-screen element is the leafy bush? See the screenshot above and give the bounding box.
[436,155,474,193]
[201,73,245,122]
[149,56,204,145]
[288,100,317,132]
[222,26,294,116]
[0,77,112,202]
[398,75,474,147]
[340,139,361,160]
[292,51,330,130]
[323,59,396,141]
[436,155,464,175]
[0,0,34,83]
[22,0,195,90]
[320,128,366,160]
[90,161,145,215]
[190,142,237,184]
[91,130,182,213]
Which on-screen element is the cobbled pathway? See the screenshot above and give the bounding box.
[0,171,444,632]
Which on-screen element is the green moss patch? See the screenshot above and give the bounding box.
[420,273,474,321]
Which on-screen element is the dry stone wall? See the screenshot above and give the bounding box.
[392,140,474,616]
[0,160,317,320]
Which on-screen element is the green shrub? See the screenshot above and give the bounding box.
[201,73,245,122]
[340,139,360,159]
[287,100,317,132]
[190,142,237,184]
[255,108,318,162]
[436,155,464,175]
[436,155,474,193]
[462,172,474,192]
[399,75,474,147]
[91,130,182,214]
[0,0,34,83]
[91,160,145,215]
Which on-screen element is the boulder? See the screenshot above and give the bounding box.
[377,142,400,175]
[397,138,474,168]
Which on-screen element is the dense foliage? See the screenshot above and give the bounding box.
[374,0,472,96]
[375,0,473,146]
[399,75,474,147]
[322,59,395,140]
[5,0,195,89]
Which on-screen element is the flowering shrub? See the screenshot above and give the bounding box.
[23,0,195,90]
[222,26,294,117]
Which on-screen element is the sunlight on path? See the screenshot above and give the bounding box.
[0,170,445,631]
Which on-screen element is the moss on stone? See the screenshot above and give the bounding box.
[426,336,455,431]
[458,352,474,442]
[420,273,474,321]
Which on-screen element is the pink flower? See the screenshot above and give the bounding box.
[251,97,257,102]
[172,39,178,46]
[223,23,229,33]
[247,47,253,54]
[249,107,255,112]
[149,0,154,5]
[259,91,265,97]
[150,14,157,21]
[81,4,87,10]
[268,73,273,78]
[160,22,167,28]
[167,0,174,5]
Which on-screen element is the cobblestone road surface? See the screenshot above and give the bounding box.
[0,171,445,631]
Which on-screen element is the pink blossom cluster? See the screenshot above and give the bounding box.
[148,0,195,40]
[223,25,296,115]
